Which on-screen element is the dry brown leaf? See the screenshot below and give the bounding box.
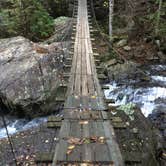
[68,138,82,145]
[90,136,98,142]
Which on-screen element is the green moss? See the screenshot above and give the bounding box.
[117,103,136,121]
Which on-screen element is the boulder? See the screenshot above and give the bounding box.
[107,61,151,84]
[157,51,166,62]
[107,61,138,81]
[116,39,127,47]
[0,36,66,117]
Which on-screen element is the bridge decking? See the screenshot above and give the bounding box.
[65,0,105,110]
[52,0,124,165]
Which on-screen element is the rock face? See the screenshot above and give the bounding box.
[0,36,65,117]
[101,103,161,165]
[107,61,150,84]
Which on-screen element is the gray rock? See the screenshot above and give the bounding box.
[123,46,131,51]
[146,55,157,60]
[134,54,144,58]
[107,61,139,81]
[155,40,160,48]
[106,58,117,67]
[157,51,166,61]
[0,36,65,117]
[116,39,127,47]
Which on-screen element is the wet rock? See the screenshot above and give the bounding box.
[132,127,138,134]
[106,98,116,104]
[0,36,66,117]
[157,51,166,62]
[155,40,160,48]
[107,60,154,85]
[117,93,124,100]
[113,107,161,166]
[108,61,142,82]
[123,46,131,51]
[140,75,150,81]
[116,39,127,47]
[106,58,117,67]
[148,110,166,150]
[146,54,159,61]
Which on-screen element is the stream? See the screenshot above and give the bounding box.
[0,117,47,139]
[0,64,165,139]
[104,64,166,117]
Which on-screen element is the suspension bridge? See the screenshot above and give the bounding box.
[49,0,124,165]
[0,0,165,166]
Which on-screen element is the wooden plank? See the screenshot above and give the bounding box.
[47,122,62,128]
[103,121,124,165]
[81,96,89,110]
[52,119,72,165]
[74,25,82,96]
[91,111,102,120]
[35,153,54,163]
[55,97,65,103]
[73,120,82,138]
[81,20,88,96]
[52,120,70,165]
[101,111,108,120]
[82,120,93,161]
[59,83,67,89]
[52,0,124,165]
[59,120,71,139]
[112,122,127,129]
[87,75,95,95]
[67,121,82,162]
[48,116,63,122]
[95,121,105,137]
[95,143,111,162]
[56,140,68,162]
[93,53,100,57]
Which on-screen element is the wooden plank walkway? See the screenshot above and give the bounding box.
[65,0,106,111]
[52,0,124,165]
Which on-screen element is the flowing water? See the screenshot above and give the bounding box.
[104,64,166,117]
[0,117,47,139]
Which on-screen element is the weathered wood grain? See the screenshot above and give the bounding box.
[52,0,124,165]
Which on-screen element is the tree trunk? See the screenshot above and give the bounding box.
[109,0,114,38]
[155,0,162,35]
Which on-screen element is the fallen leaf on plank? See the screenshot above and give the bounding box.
[68,137,81,145]
[68,145,75,150]
[66,149,72,155]
[79,120,89,125]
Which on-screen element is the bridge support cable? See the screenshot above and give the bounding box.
[0,106,18,166]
